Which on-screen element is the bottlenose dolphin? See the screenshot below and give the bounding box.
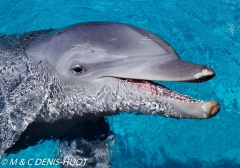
[0,22,219,157]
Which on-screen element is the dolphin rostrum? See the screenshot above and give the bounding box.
[0,22,220,156]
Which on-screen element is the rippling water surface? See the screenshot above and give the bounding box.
[0,0,240,167]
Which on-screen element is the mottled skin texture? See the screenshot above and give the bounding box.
[0,23,220,157]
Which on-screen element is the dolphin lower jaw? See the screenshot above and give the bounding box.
[43,77,219,121]
[116,78,219,118]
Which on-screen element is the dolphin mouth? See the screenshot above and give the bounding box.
[117,77,220,118]
[120,78,200,103]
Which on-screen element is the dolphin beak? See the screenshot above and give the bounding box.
[102,56,215,82]
[100,57,219,119]
[147,59,215,82]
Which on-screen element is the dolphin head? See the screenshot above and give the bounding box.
[25,22,220,119]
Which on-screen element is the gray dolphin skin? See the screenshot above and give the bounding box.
[0,22,219,156]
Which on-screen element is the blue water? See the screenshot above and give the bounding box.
[0,0,240,167]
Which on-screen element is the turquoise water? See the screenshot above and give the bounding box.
[0,0,240,167]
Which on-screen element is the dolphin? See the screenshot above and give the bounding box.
[0,22,220,157]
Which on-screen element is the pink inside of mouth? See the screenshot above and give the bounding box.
[123,79,199,102]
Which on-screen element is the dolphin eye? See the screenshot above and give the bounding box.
[70,65,84,75]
